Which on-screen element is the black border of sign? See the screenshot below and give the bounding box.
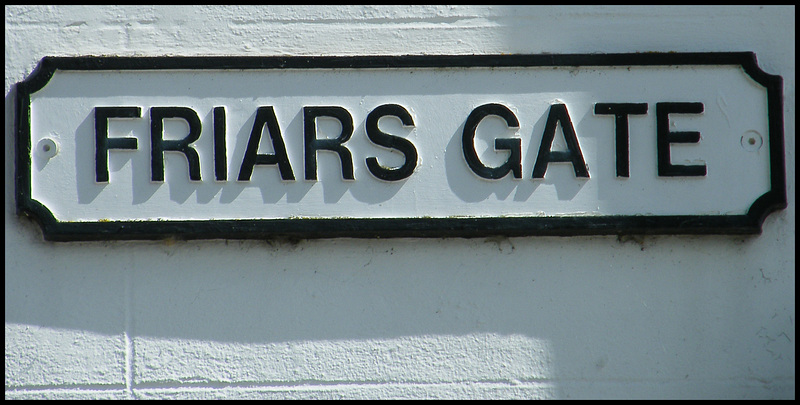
[15,52,787,241]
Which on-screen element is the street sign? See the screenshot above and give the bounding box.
[15,53,786,241]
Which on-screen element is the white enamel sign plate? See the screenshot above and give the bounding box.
[15,54,786,240]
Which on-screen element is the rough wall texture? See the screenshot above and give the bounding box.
[5,5,795,399]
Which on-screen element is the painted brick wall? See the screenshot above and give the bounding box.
[5,5,795,399]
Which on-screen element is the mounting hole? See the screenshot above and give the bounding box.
[740,130,763,152]
[38,138,58,159]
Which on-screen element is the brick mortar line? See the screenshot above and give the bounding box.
[8,376,793,393]
[7,379,552,390]
[4,13,504,25]
[123,267,135,399]
[127,376,795,390]
[228,17,502,26]
[5,384,127,392]
[6,380,551,393]
[4,21,504,30]
[136,378,552,388]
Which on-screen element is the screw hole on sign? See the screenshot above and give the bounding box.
[38,138,58,159]
[740,130,763,152]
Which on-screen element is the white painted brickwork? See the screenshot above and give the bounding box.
[5,5,795,399]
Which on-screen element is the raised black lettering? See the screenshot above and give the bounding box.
[150,107,202,182]
[656,102,706,177]
[213,106,227,181]
[237,106,295,181]
[95,106,141,183]
[532,103,589,179]
[365,104,418,181]
[594,103,648,177]
[462,103,522,180]
[304,106,354,181]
